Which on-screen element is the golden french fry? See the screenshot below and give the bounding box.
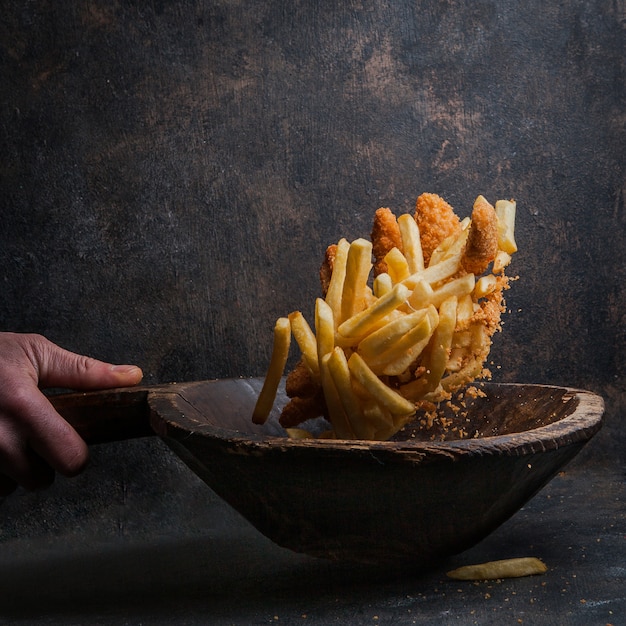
[338,283,410,340]
[474,274,498,299]
[252,317,291,424]
[340,238,373,323]
[315,297,335,361]
[495,199,518,254]
[456,293,474,322]
[384,247,410,284]
[347,352,416,417]
[327,347,374,439]
[357,308,429,361]
[430,273,475,308]
[288,311,319,379]
[493,249,512,273]
[366,308,436,376]
[397,213,424,273]
[324,238,350,326]
[422,296,458,389]
[447,557,547,581]
[373,272,393,298]
[319,352,354,439]
[428,224,469,267]
[407,279,435,310]
[403,254,462,290]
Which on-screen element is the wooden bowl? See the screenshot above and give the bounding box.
[149,380,604,566]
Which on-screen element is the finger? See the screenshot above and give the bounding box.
[30,336,143,390]
[1,386,90,478]
[0,417,58,490]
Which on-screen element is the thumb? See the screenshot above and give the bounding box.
[32,337,143,391]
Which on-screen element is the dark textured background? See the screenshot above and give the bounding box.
[0,2,625,622]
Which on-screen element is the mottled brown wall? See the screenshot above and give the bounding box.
[1,1,625,453]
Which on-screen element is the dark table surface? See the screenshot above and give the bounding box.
[0,436,623,626]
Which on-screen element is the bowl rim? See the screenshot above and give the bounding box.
[153,381,605,457]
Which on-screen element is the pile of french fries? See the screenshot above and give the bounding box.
[253,194,518,441]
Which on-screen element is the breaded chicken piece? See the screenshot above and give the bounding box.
[461,196,499,275]
[414,193,462,267]
[319,244,336,297]
[285,358,318,398]
[279,391,327,428]
[371,207,402,276]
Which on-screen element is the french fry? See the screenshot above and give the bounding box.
[365,306,438,376]
[324,238,350,326]
[495,199,518,254]
[326,347,375,439]
[403,254,462,290]
[338,282,410,340]
[447,557,547,581]
[373,272,393,297]
[384,247,410,284]
[315,297,335,361]
[421,296,458,391]
[347,352,416,417]
[407,279,434,310]
[319,352,354,439]
[340,238,373,323]
[357,308,430,361]
[252,317,291,424]
[430,273,475,308]
[398,213,424,273]
[474,274,498,299]
[288,311,319,379]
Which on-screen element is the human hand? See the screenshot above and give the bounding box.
[0,332,143,495]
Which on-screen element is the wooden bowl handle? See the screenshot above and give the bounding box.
[48,387,154,444]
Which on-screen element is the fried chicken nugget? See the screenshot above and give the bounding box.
[280,358,327,427]
[320,244,337,297]
[461,196,499,275]
[414,193,462,267]
[371,207,403,276]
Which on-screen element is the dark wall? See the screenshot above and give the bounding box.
[1,1,625,452]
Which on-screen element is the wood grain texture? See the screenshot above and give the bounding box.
[0,1,624,455]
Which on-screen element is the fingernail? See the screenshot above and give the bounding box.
[111,365,143,379]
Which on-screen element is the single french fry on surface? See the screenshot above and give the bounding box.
[340,238,373,323]
[495,199,518,254]
[447,557,547,581]
[348,352,416,417]
[338,282,410,340]
[397,213,424,273]
[324,238,350,325]
[252,317,292,424]
[288,311,319,379]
